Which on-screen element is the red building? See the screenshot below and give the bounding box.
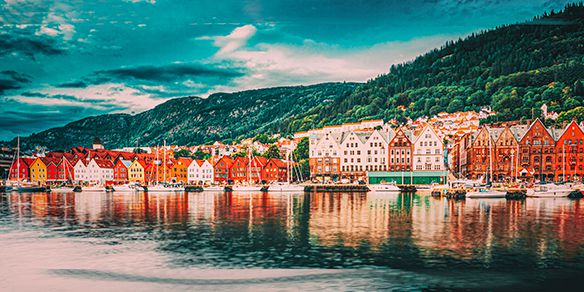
[388,128,412,171]
[555,120,584,182]
[518,119,556,182]
[262,158,288,182]
[213,156,234,183]
[43,158,60,183]
[9,158,35,181]
[113,159,131,184]
[56,157,76,183]
[230,157,249,182]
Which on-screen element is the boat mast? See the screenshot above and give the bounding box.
[155,145,159,184]
[16,136,20,187]
[563,143,566,182]
[163,140,166,184]
[247,147,252,185]
[489,128,493,183]
[286,149,291,184]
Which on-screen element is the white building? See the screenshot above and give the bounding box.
[73,159,88,182]
[340,131,368,176]
[412,125,445,171]
[364,129,392,172]
[73,158,113,184]
[188,159,214,185]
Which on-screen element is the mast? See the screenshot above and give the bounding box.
[16,136,20,186]
[488,128,493,183]
[247,147,252,185]
[286,149,291,184]
[155,145,159,184]
[563,143,566,182]
[163,140,166,184]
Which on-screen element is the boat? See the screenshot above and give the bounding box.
[269,150,305,192]
[14,184,49,193]
[204,185,225,192]
[145,184,184,192]
[51,186,76,193]
[526,183,572,198]
[268,182,305,192]
[231,185,267,192]
[8,136,50,193]
[82,186,105,192]
[111,183,140,192]
[369,182,401,192]
[466,188,506,198]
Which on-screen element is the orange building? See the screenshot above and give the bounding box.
[555,120,584,182]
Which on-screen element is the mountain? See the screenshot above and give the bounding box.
[286,3,584,128]
[10,3,584,151]
[14,83,356,150]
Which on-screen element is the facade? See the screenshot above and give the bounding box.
[29,157,47,184]
[171,157,191,183]
[340,131,367,178]
[518,119,556,182]
[188,160,214,185]
[388,128,412,172]
[309,132,341,179]
[412,125,444,171]
[555,120,584,181]
[364,129,391,172]
[44,158,59,183]
[113,159,131,183]
[262,158,288,182]
[9,158,35,182]
[128,160,146,183]
[213,156,233,183]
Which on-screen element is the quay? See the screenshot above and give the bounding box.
[304,184,370,192]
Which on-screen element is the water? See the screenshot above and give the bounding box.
[1,192,583,291]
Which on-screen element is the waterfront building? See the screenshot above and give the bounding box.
[412,125,445,171]
[213,156,234,183]
[364,129,392,173]
[113,159,131,184]
[309,132,342,180]
[9,158,35,182]
[128,160,146,183]
[171,157,191,183]
[388,128,412,172]
[518,119,557,182]
[187,159,214,185]
[29,157,47,184]
[340,131,368,178]
[554,120,584,181]
[262,158,288,182]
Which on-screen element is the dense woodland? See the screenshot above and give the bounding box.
[10,3,584,151]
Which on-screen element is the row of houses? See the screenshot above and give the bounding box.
[307,122,446,180]
[8,147,293,186]
[451,119,584,182]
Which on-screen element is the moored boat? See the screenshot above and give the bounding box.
[269,182,305,192]
[466,188,506,198]
[526,183,572,198]
[369,182,401,192]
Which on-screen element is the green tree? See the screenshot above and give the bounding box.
[174,149,192,159]
[193,149,211,160]
[263,144,281,159]
[292,137,309,160]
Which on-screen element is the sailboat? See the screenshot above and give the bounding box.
[51,157,80,193]
[231,148,268,192]
[12,136,48,193]
[146,141,184,192]
[467,127,505,198]
[270,149,304,192]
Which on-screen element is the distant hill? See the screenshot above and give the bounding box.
[10,3,584,150]
[13,83,356,150]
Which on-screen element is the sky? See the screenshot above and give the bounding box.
[0,0,574,140]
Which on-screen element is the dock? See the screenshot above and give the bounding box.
[304,184,370,192]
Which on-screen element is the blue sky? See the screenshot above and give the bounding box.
[0,0,573,140]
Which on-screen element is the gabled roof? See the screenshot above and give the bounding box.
[215,155,234,167]
[509,125,529,141]
[487,127,505,142]
[267,158,287,168]
[94,158,114,169]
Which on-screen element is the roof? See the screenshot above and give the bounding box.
[94,158,114,169]
[268,158,287,168]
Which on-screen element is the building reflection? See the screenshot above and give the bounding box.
[2,191,584,266]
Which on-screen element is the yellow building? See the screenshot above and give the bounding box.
[29,157,47,184]
[128,160,146,183]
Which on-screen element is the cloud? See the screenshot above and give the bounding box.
[199,24,461,93]
[0,70,32,94]
[91,63,244,83]
[0,33,65,59]
[198,24,258,55]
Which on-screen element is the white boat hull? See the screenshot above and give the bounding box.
[146,186,184,192]
[269,183,305,192]
[231,186,266,192]
[82,187,105,192]
[526,189,571,198]
[369,185,401,192]
[466,190,506,198]
[51,188,75,193]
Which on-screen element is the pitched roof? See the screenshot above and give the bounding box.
[94,158,114,169]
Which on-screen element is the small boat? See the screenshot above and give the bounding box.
[145,184,184,192]
[51,186,76,193]
[111,183,140,192]
[269,182,305,192]
[231,185,268,192]
[82,186,105,192]
[466,188,506,198]
[14,185,49,193]
[204,185,225,192]
[527,183,572,198]
[369,182,401,192]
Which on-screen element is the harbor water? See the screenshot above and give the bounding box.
[1,191,584,291]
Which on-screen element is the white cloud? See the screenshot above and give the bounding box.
[198,24,258,56]
[35,2,77,41]
[200,24,463,94]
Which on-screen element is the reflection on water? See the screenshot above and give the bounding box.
[1,192,584,290]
